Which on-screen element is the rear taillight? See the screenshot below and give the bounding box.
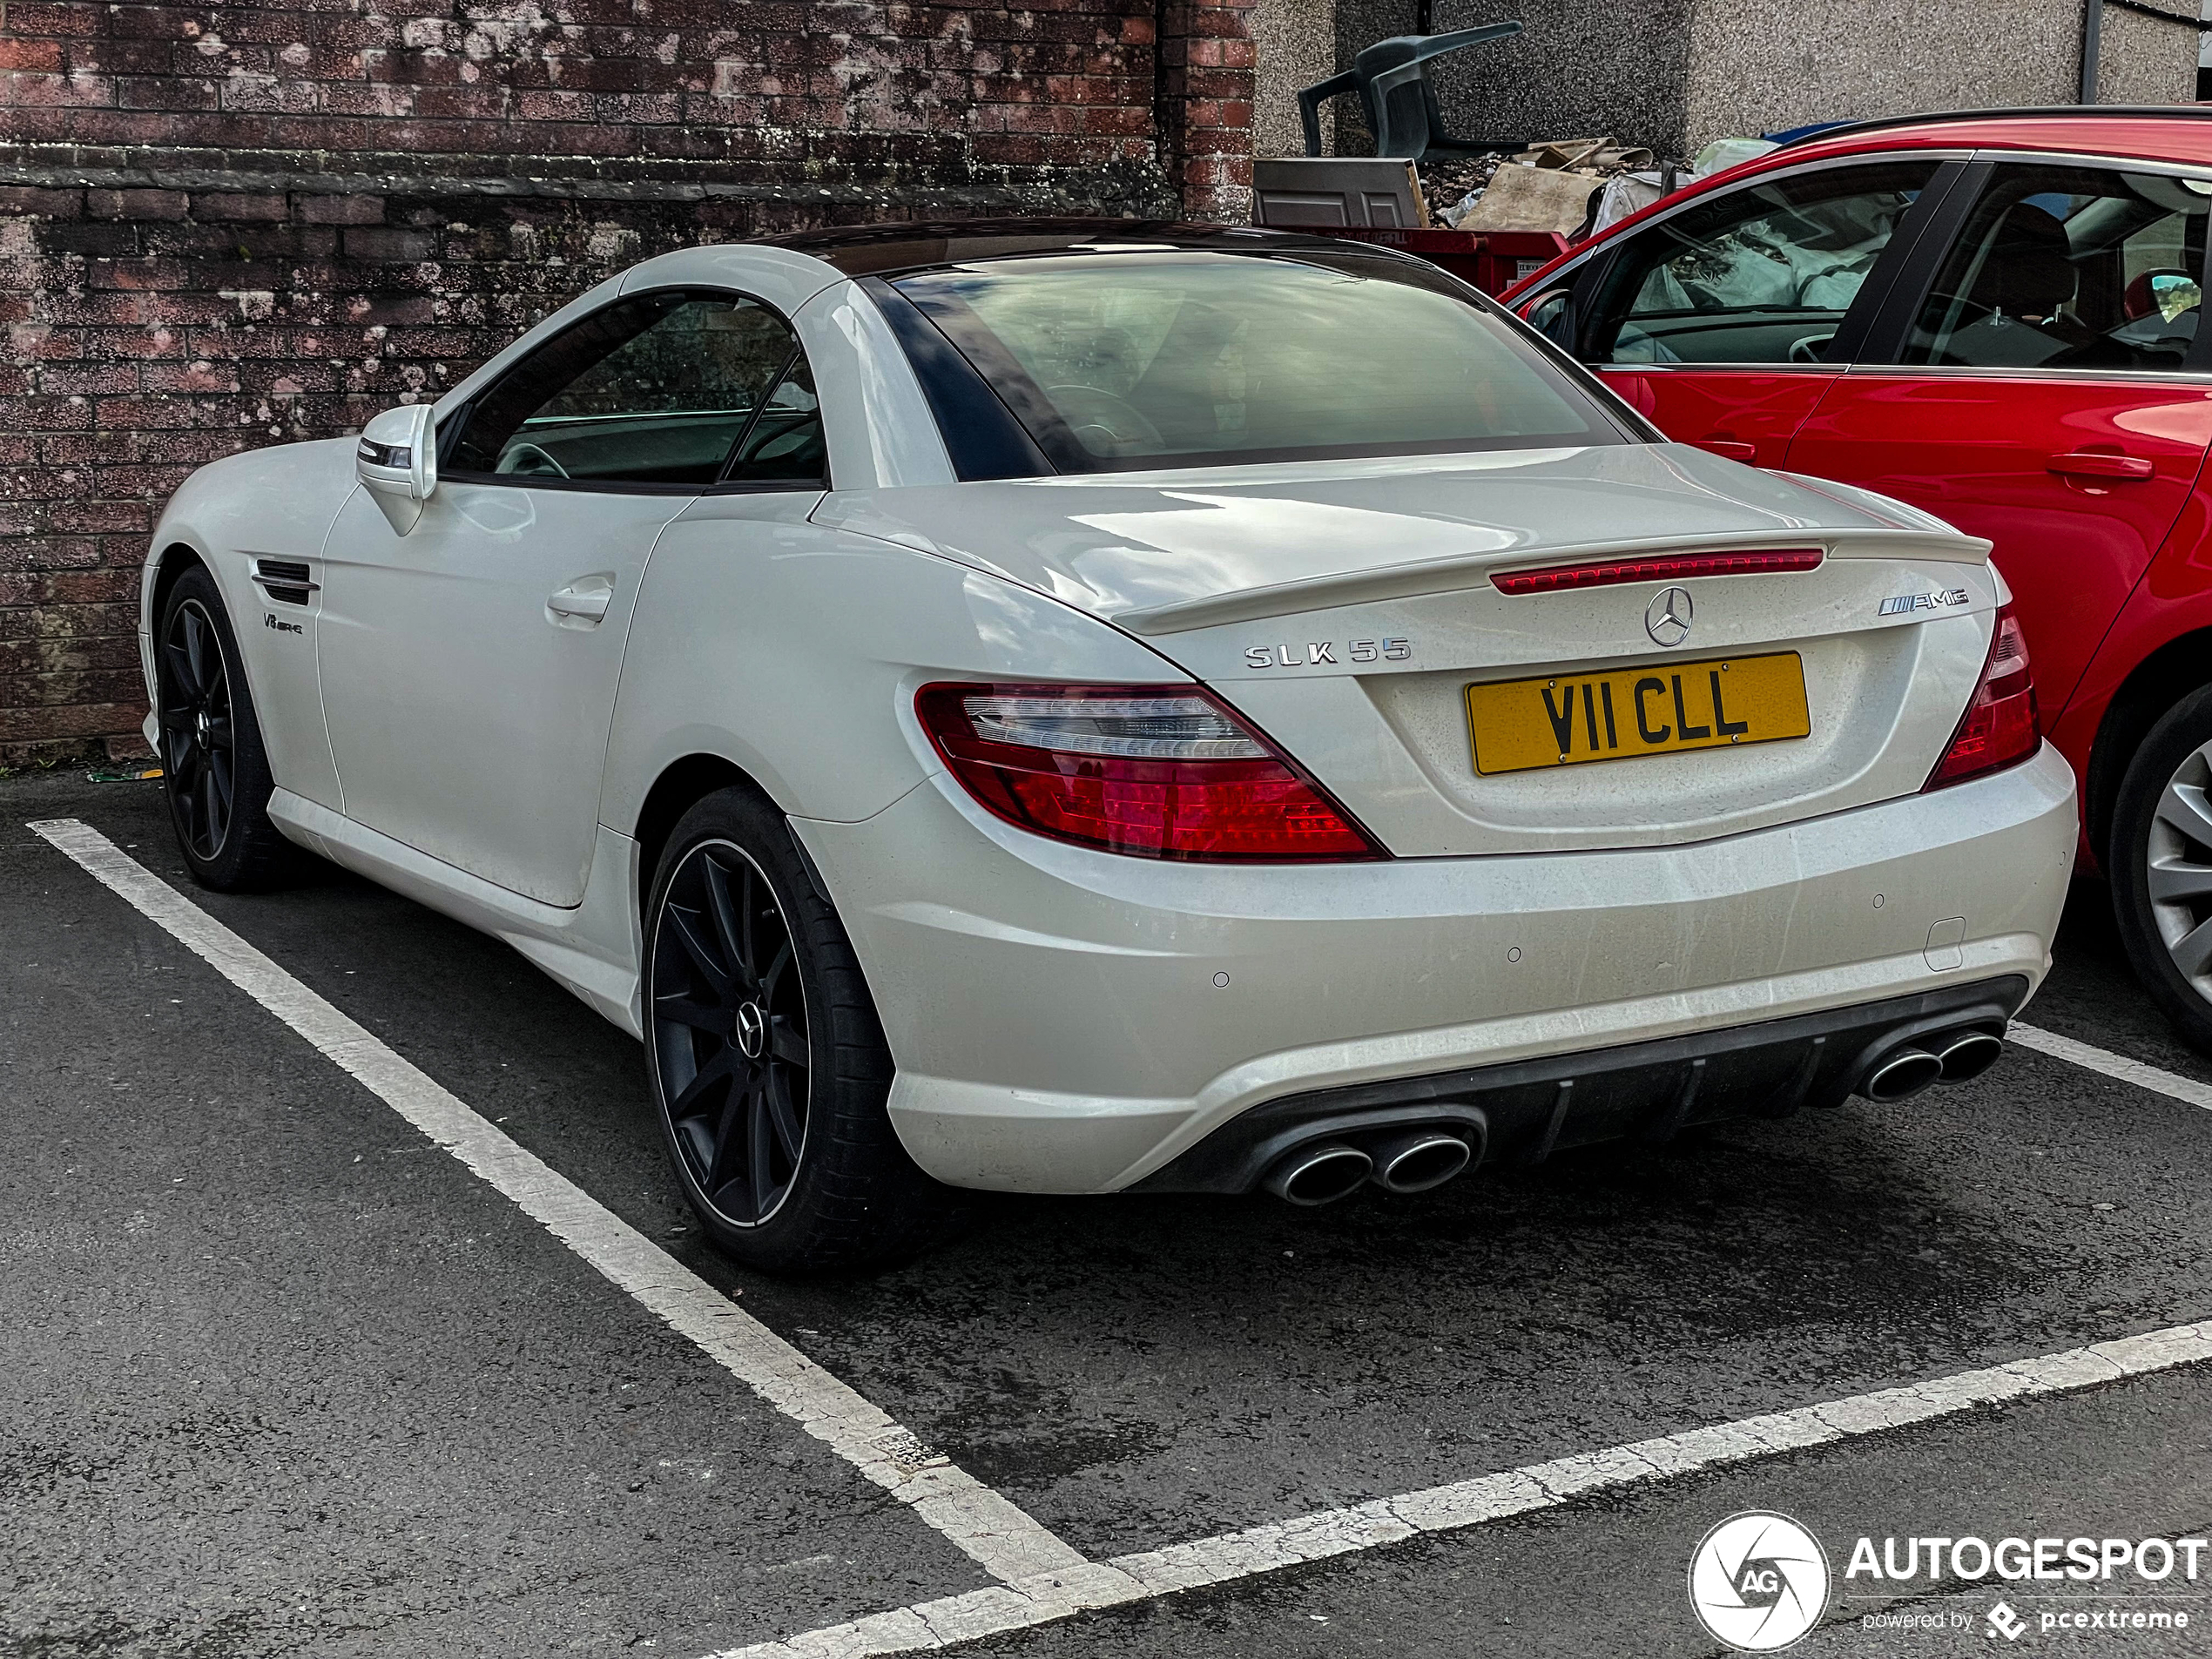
[1925,604,2038,790]
[914,683,1384,862]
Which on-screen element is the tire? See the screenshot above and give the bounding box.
[641,786,954,1272]
[2111,683,2212,1055]
[154,565,295,892]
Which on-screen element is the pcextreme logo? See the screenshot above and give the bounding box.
[1689,1512,1833,1651]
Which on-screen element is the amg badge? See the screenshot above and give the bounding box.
[1878,588,1970,617]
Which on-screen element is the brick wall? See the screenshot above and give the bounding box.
[0,0,1256,760]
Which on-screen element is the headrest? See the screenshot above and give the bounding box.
[1966,202,2076,317]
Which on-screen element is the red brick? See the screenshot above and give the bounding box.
[188,192,291,222]
[0,39,68,71]
[0,186,85,218]
[299,194,386,226]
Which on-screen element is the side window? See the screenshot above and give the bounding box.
[1584,161,1939,367]
[445,291,825,488]
[1902,164,2209,373]
[725,352,825,484]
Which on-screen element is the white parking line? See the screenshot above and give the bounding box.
[711,1321,2212,1658]
[27,818,1086,1588]
[2012,1022,2212,1115]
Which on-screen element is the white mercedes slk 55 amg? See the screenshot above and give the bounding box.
[139,220,2074,1270]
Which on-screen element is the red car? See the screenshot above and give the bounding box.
[1505,106,2212,1053]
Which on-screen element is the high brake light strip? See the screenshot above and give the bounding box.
[1492,549,1824,596]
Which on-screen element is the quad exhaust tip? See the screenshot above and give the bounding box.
[1264,1143,1373,1206]
[1370,1131,1474,1195]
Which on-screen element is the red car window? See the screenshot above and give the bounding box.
[1901,164,2209,374]
[1581,160,1939,367]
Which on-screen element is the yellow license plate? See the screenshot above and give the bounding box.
[1466,652,1810,776]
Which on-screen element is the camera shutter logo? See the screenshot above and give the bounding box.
[1688,1511,1831,1651]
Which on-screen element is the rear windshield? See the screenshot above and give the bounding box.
[886,251,1633,475]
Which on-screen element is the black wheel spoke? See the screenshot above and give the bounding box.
[768,1015,807,1067]
[760,941,792,997]
[764,1065,804,1161]
[706,1076,751,1192]
[165,639,200,701]
[670,1046,735,1118]
[738,861,759,983]
[654,993,729,1033]
[183,607,209,689]
[199,768,221,850]
[703,857,745,980]
[748,1084,777,1216]
[668,904,731,996]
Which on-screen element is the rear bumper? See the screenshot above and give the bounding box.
[1132,974,2027,1193]
[795,742,2076,1194]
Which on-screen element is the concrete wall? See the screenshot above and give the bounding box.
[1684,0,2195,152]
[1293,0,2197,160]
[1423,0,1693,155]
[1251,0,1342,157]
[2097,2,2202,105]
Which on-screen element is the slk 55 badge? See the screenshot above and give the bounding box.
[1244,637,1412,669]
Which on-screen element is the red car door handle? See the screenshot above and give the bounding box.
[2047,451,2155,480]
[1697,439,1757,462]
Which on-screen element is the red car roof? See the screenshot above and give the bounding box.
[1500,106,2212,304]
[1782,110,2212,169]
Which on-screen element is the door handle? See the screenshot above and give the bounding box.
[1696,438,1757,462]
[2047,451,2155,481]
[546,574,615,627]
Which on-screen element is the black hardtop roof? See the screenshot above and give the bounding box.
[756,217,1427,278]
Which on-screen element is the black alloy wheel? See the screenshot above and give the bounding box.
[160,597,236,861]
[650,839,813,1227]
[641,786,955,1272]
[154,566,294,892]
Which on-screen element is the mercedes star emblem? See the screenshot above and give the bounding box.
[1647,585,1694,648]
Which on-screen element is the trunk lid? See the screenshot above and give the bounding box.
[815,444,2000,856]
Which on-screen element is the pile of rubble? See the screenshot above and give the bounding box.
[1416,136,1765,238]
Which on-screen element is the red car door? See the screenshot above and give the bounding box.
[1787,157,2212,717]
[1568,158,1955,466]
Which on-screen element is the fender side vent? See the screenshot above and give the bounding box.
[253,558,316,606]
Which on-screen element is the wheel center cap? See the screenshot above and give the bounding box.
[194,710,211,746]
[734,1001,767,1061]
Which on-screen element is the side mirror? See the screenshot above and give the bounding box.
[356,401,438,535]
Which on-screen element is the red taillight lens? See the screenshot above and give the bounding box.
[914,683,1385,862]
[1925,603,2039,790]
[1490,548,1824,596]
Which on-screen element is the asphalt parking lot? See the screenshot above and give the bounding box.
[8,768,2212,1658]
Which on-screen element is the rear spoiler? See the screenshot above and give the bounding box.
[1114,526,1992,636]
